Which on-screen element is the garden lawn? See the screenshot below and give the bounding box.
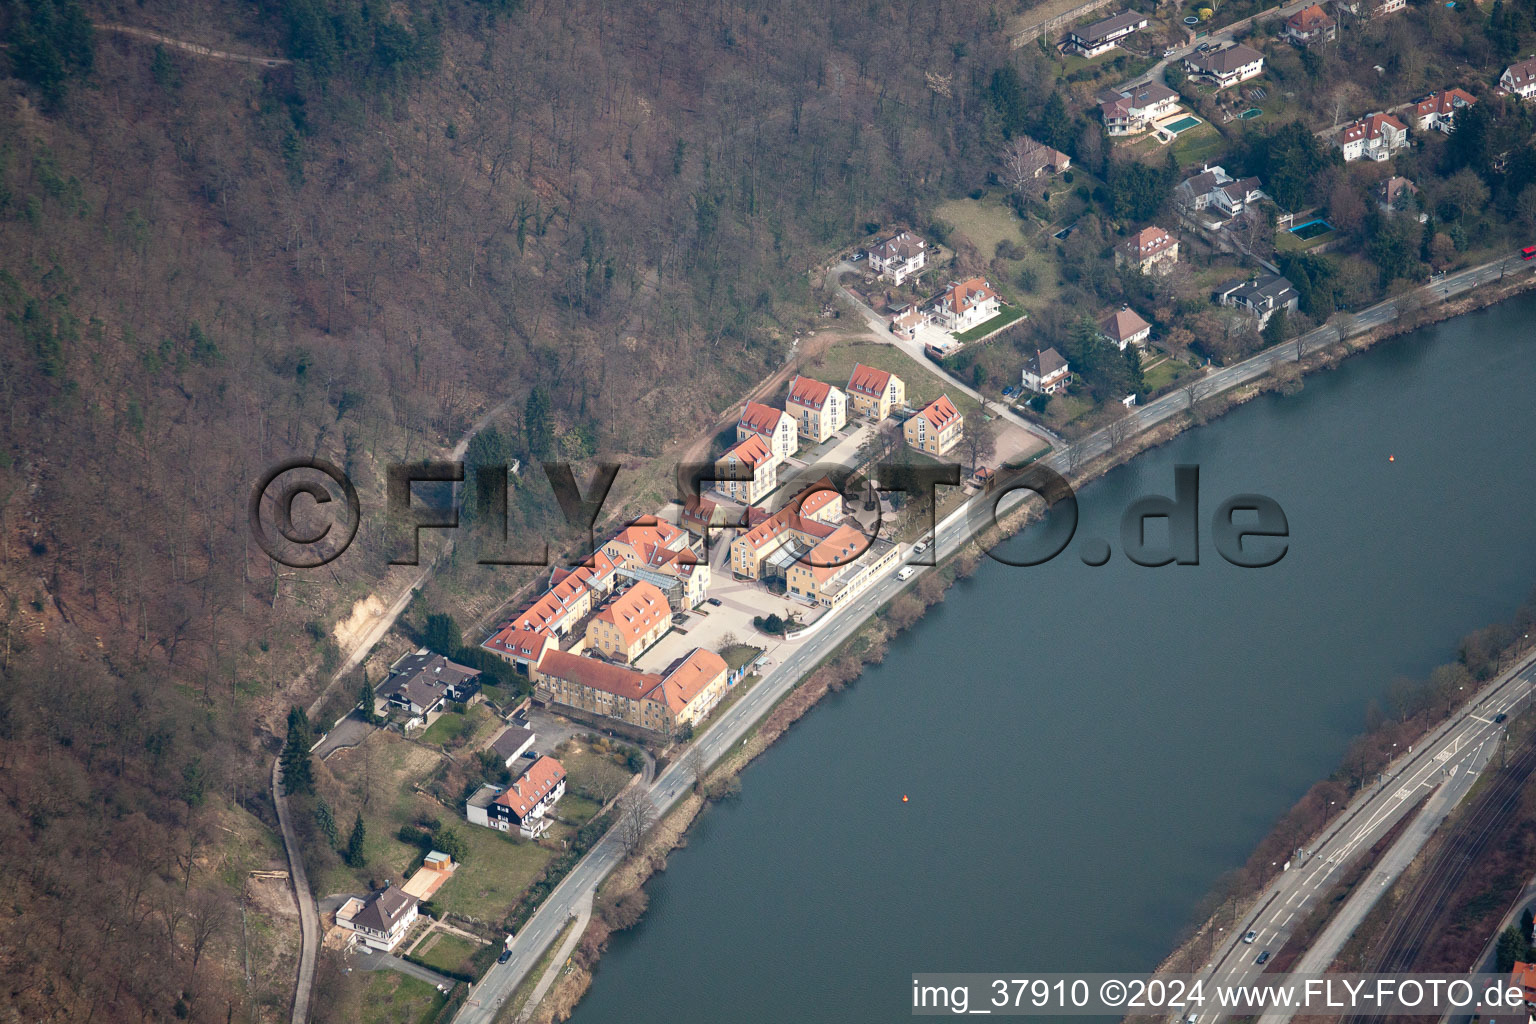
[360,971,445,1024]
[805,338,981,418]
[951,304,1026,342]
[934,195,1026,257]
[430,826,555,921]
[420,703,500,749]
[1170,122,1226,168]
[413,932,484,977]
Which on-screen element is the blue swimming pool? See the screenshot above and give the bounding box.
[1289,218,1335,239]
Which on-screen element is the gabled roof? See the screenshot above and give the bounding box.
[1286,4,1335,31]
[1338,111,1405,143]
[494,756,566,819]
[848,362,895,398]
[914,394,961,429]
[938,277,999,317]
[483,625,555,663]
[1502,56,1536,89]
[720,433,774,469]
[591,581,670,647]
[1075,9,1147,40]
[538,649,664,700]
[1099,307,1151,343]
[1189,44,1264,75]
[736,478,841,552]
[787,375,837,410]
[1414,88,1476,118]
[1180,165,1233,194]
[738,401,789,438]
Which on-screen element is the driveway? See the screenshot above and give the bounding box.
[314,710,374,760]
[354,946,457,989]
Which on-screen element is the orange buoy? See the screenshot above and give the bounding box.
[901,794,909,803]
[1388,455,1395,462]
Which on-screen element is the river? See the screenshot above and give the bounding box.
[566,294,1536,1023]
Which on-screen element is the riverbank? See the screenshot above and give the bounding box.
[518,266,1536,1024]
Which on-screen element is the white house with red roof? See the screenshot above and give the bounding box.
[784,375,848,442]
[736,400,798,465]
[1498,57,1536,100]
[930,277,1001,334]
[1281,4,1336,46]
[466,755,567,838]
[1099,306,1152,350]
[1334,112,1408,161]
[1413,88,1477,132]
[1098,82,1180,136]
[903,395,964,456]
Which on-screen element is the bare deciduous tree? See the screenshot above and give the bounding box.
[616,790,657,856]
[999,136,1050,194]
[682,745,707,793]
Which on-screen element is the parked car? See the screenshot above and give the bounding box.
[1243,930,1257,944]
[851,251,867,262]
[1164,46,1178,57]
[897,566,916,581]
[1522,245,1536,260]
[912,541,927,555]
[1255,950,1271,965]
[1495,713,1508,722]
[707,597,723,606]
[498,949,512,964]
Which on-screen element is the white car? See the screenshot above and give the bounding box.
[1242,930,1257,944]
[911,541,927,555]
[897,566,916,581]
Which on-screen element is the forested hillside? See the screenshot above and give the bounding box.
[0,0,1032,1019]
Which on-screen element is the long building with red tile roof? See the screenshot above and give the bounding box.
[584,581,672,663]
[533,646,729,735]
[729,477,844,580]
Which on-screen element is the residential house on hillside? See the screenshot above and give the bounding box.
[736,401,798,465]
[1413,88,1477,132]
[866,231,927,285]
[378,652,481,719]
[337,886,419,953]
[585,581,672,664]
[1216,274,1299,327]
[1064,9,1148,56]
[785,375,848,442]
[1498,57,1536,100]
[1334,112,1408,161]
[931,278,1001,333]
[1099,307,1152,350]
[1098,82,1180,135]
[1008,137,1072,180]
[1183,45,1265,90]
[533,647,729,735]
[889,303,927,340]
[903,395,964,456]
[1281,4,1336,46]
[1377,176,1423,219]
[1022,348,1071,394]
[1116,225,1179,274]
[715,434,777,505]
[847,363,906,420]
[1175,166,1267,220]
[465,755,566,838]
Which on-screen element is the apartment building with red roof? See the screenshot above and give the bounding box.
[729,478,843,580]
[785,374,848,442]
[903,394,964,456]
[532,647,729,735]
[736,400,798,465]
[846,362,907,421]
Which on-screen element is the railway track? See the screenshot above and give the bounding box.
[1341,728,1536,1024]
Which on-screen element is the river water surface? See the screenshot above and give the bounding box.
[568,294,1536,1024]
